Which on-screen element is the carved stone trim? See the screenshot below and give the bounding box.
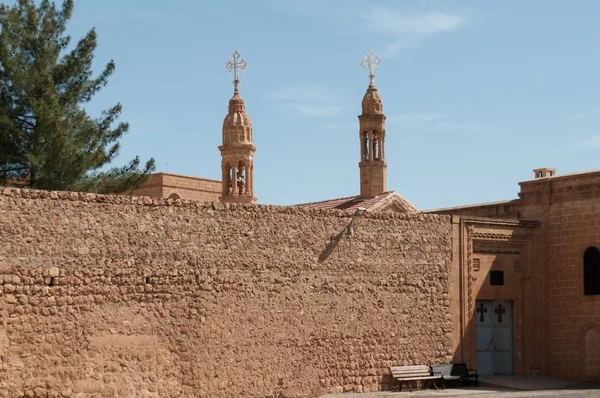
[465,223,534,313]
[473,241,526,255]
[470,230,531,241]
[466,225,475,315]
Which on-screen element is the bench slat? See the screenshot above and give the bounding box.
[390,365,430,370]
[392,373,432,378]
[394,376,441,381]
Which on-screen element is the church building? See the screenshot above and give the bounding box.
[133,49,600,383]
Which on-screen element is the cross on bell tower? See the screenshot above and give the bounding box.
[361,49,380,85]
[226,50,247,94]
[218,50,257,204]
[358,50,387,198]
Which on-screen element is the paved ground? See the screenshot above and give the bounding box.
[322,388,600,398]
[321,375,600,398]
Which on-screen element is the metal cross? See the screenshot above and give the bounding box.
[226,50,247,93]
[476,302,487,323]
[361,49,380,85]
[494,304,506,323]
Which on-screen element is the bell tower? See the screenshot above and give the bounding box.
[358,50,387,198]
[219,50,256,204]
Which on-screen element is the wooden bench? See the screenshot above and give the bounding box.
[431,363,479,388]
[389,365,442,392]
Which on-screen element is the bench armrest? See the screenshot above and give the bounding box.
[466,369,479,380]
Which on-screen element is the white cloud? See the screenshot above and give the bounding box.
[270,85,344,118]
[363,8,467,35]
[357,7,467,57]
[276,2,467,56]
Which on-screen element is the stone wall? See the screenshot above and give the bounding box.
[0,188,453,398]
[519,171,600,382]
[132,173,221,201]
[425,200,522,219]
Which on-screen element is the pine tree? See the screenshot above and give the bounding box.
[0,0,155,193]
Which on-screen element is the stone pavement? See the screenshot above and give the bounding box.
[322,389,600,398]
[478,375,595,390]
[321,375,600,398]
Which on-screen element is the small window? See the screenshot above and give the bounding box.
[490,270,504,286]
[513,259,522,272]
[584,246,600,295]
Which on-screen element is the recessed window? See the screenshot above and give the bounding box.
[584,246,600,295]
[490,270,504,286]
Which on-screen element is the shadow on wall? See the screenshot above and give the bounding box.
[318,211,363,263]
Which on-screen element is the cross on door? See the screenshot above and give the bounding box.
[494,304,506,323]
[477,302,487,322]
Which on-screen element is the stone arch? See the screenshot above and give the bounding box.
[362,131,370,160]
[372,130,380,160]
[584,327,600,380]
[168,192,181,200]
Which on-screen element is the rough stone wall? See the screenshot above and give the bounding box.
[0,188,453,398]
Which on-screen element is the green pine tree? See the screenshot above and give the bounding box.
[0,0,155,193]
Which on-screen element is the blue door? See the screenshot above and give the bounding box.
[476,300,513,375]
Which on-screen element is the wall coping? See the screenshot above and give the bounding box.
[423,198,521,214]
[0,187,450,222]
[519,168,600,186]
[156,172,221,184]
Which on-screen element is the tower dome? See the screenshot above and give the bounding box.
[222,93,252,145]
[361,83,383,115]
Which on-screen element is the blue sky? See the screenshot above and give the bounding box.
[23,0,600,209]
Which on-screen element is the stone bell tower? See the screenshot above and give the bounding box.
[358,50,387,198]
[219,50,256,204]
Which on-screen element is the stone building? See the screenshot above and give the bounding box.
[1,49,600,397]
[300,51,600,383]
[426,167,600,382]
[131,172,221,201]
[293,52,600,382]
